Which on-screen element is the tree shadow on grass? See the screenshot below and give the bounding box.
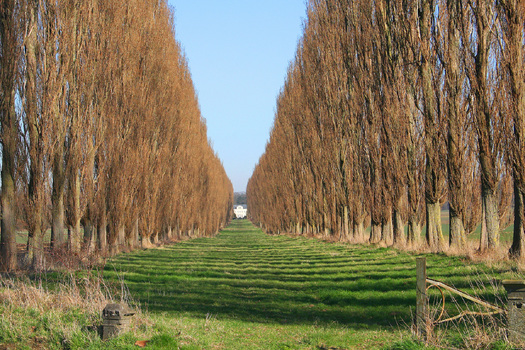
[105,261,416,329]
[124,281,414,329]
[103,221,506,330]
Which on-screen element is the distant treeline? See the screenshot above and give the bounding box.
[234,193,247,206]
[247,0,525,258]
[0,0,233,272]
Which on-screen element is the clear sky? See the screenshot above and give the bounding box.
[168,1,306,192]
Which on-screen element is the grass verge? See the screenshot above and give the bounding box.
[1,220,521,349]
[101,220,518,349]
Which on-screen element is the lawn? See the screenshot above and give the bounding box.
[99,219,517,349]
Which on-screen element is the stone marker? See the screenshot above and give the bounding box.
[503,280,525,344]
[102,303,135,340]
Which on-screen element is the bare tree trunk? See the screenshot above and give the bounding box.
[426,202,445,252]
[381,215,393,246]
[354,220,365,243]
[472,0,501,252]
[32,229,44,270]
[0,0,19,272]
[449,208,467,251]
[50,41,66,249]
[51,177,66,248]
[83,220,94,255]
[510,183,525,259]
[407,219,421,248]
[498,0,525,259]
[323,212,330,238]
[69,173,82,253]
[129,219,139,250]
[336,214,342,241]
[175,223,181,240]
[26,235,34,265]
[370,222,382,244]
[481,186,500,251]
[141,234,153,248]
[420,0,446,253]
[118,224,125,249]
[25,0,42,270]
[0,120,18,272]
[98,210,107,254]
[27,227,44,270]
[107,219,123,256]
[343,206,349,241]
[445,0,473,253]
[393,207,405,247]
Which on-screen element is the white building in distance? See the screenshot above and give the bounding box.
[233,205,247,219]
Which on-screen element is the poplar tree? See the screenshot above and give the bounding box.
[498,0,525,259]
[0,0,21,272]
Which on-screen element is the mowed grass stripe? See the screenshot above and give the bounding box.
[103,220,512,330]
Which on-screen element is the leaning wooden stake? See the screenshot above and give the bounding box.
[416,257,428,340]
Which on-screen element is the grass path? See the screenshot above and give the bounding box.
[103,220,513,349]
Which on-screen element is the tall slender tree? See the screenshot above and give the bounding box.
[498,0,525,258]
[0,0,21,271]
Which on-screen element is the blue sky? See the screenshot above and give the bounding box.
[168,1,306,192]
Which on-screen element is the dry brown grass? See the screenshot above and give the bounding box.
[0,274,115,348]
[0,274,112,315]
[422,268,513,349]
[0,273,150,348]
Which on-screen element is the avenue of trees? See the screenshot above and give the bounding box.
[0,0,233,272]
[247,0,525,258]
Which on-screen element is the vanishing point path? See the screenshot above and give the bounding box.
[106,220,416,326]
[103,220,498,348]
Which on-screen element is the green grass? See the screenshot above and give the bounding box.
[98,220,518,349]
[1,219,518,349]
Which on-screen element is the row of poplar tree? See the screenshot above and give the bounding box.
[0,0,233,272]
[247,0,525,258]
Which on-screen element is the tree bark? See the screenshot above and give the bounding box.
[472,0,500,252]
[30,228,44,271]
[68,173,82,253]
[118,224,125,249]
[323,212,330,238]
[407,219,421,248]
[370,222,382,244]
[481,186,500,251]
[25,2,46,270]
[445,0,470,253]
[97,208,107,254]
[499,0,525,259]
[51,152,66,248]
[381,215,393,246]
[83,220,94,255]
[510,183,525,259]
[0,0,19,272]
[129,219,139,250]
[354,220,365,243]
[393,207,405,247]
[426,202,445,252]
[449,208,467,251]
[343,206,349,241]
[0,114,17,273]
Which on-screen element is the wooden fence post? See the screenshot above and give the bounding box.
[416,257,428,340]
